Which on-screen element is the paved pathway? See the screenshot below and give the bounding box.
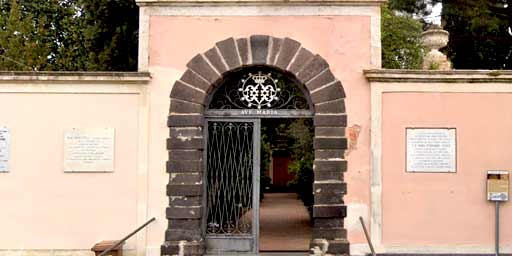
[259,193,312,252]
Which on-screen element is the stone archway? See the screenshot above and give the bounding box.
[163,35,348,256]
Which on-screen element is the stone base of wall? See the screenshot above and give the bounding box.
[378,254,512,256]
[0,250,136,256]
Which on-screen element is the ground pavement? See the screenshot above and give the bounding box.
[259,193,313,253]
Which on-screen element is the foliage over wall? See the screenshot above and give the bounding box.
[381,4,425,69]
[442,0,511,69]
[387,0,511,70]
[2,0,509,71]
[0,0,138,71]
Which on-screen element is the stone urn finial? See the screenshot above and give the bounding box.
[421,27,452,70]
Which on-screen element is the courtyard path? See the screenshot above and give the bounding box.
[259,193,312,252]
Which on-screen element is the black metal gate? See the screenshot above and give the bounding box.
[204,119,260,254]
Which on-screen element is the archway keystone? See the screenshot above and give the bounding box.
[164,35,349,256]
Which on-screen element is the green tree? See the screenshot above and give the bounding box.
[78,0,139,71]
[381,4,426,69]
[0,0,64,70]
[442,0,511,69]
[0,0,138,71]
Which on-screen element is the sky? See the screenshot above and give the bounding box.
[421,3,511,36]
[423,2,442,25]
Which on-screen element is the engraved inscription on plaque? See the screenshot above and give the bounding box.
[64,128,115,172]
[0,128,10,172]
[406,128,456,173]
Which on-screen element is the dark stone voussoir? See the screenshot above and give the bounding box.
[170,80,207,105]
[310,81,345,104]
[161,241,205,256]
[314,149,345,160]
[314,160,347,173]
[170,196,202,207]
[166,206,202,219]
[314,182,347,195]
[167,115,204,127]
[314,193,344,205]
[315,99,346,114]
[180,69,211,92]
[306,69,337,92]
[166,160,202,173]
[169,172,202,184]
[216,37,242,69]
[205,47,228,74]
[312,227,347,240]
[314,114,347,127]
[168,219,202,230]
[170,98,203,114]
[288,48,314,75]
[326,239,350,255]
[167,184,202,196]
[275,37,301,70]
[314,171,344,182]
[250,35,270,64]
[313,137,348,150]
[309,240,326,254]
[169,127,202,138]
[168,150,203,161]
[268,37,283,65]
[315,127,345,137]
[186,54,220,85]
[236,38,249,65]
[167,137,204,150]
[297,55,330,83]
[166,228,202,241]
[314,218,344,229]
[313,205,347,218]
[309,239,350,255]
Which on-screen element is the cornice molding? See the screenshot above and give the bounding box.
[136,0,387,7]
[364,69,512,83]
[0,71,151,84]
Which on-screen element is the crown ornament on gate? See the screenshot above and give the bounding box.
[251,72,268,84]
[238,71,281,109]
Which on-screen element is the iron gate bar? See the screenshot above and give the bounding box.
[203,119,260,254]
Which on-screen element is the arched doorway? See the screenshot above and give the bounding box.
[163,35,349,256]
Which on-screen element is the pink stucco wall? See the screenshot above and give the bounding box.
[2,10,510,255]
[146,15,374,247]
[382,92,512,246]
[0,93,139,249]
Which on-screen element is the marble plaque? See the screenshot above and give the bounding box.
[406,128,456,173]
[64,128,115,172]
[0,128,10,172]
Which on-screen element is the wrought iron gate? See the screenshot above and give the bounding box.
[204,119,260,254]
[203,67,313,254]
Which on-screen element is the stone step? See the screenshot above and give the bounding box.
[206,253,308,256]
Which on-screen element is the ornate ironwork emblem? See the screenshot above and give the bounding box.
[239,72,281,109]
[208,67,309,110]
